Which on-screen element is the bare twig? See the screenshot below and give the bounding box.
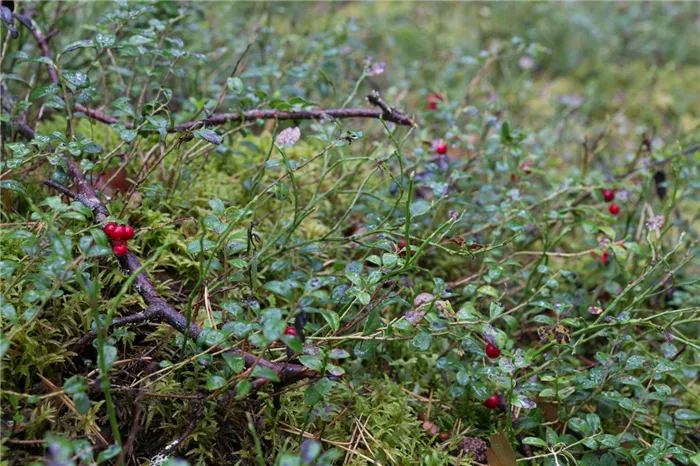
[13,15,414,141]
[615,143,700,179]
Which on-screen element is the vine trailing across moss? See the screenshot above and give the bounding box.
[1,2,699,466]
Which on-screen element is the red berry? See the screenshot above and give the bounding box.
[113,242,128,256]
[104,222,117,238]
[436,143,447,155]
[485,343,501,359]
[427,93,443,110]
[112,225,127,240]
[122,225,134,240]
[395,238,407,256]
[521,162,533,174]
[483,395,499,409]
[609,203,620,215]
[510,173,517,183]
[601,249,609,265]
[603,189,615,202]
[283,327,297,337]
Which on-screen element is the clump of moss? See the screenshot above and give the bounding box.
[273,377,459,464]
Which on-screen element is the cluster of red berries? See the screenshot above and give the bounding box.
[602,188,620,215]
[483,343,502,409]
[104,222,135,256]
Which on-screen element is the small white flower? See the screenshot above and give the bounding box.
[367,61,386,77]
[275,127,301,148]
[646,215,665,231]
[518,56,534,70]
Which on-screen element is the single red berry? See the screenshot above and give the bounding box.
[603,189,615,202]
[609,203,620,215]
[112,225,127,240]
[427,93,443,110]
[104,222,117,238]
[122,225,134,240]
[521,162,533,175]
[113,242,128,256]
[483,395,499,409]
[510,173,517,183]
[395,238,407,256]
[283,326,297,337]
[601,249,609,265]
[485,343,501,359]
[436,143,447,155]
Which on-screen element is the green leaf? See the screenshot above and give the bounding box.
[29,83,60,101]
[299,355,324,371]
[328,348,350,359]
[456,369,470,386]
[187,239,216,254]
[251,365,280,382]
[477,285,499,298]
[1,299,17,324]
[675,409,700,421]
[193,128,222,145]
[261,308,285,341]
[582,438,598,450]
[98,345,118,371]
[304,386,321,406]
[61,70,90,88]
[227,77,244,94]
[61,40,95,54]
[73,392,90,414]
[209,198,225,215]
[206,374,227,391]
[97,445,121,464]
[235,379,251,399]
[412,332,432,351]
[489,301,504,320]
[382,253,398,268]
[281,334,303,353]
[0,260,19,278]
[546,427,559,446]
[1,180,28,197]
[264,280,293,300]
[326,363,345,377]
[0,338,10,359]
[522,437,547,447]
[409,199,431,217]
[597,434,619,448]
[318,308,340,331]
[222,353,244,373]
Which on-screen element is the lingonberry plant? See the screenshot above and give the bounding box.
[1,3,699,466]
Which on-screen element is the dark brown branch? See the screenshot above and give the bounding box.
[172,97,414,132]
[615,143,700,179]
[20,122,313,393]
[74,305,164,351]
[17,17,413,137]
[46,159,314,390]
[43,179,76,199]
